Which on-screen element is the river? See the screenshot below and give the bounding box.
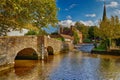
[0,45,120,80]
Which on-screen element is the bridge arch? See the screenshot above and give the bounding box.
[7,47,40,64]
[47,46,54,55]
[15,48,38,60]
[14,47,39,60]
[0,36,64,68]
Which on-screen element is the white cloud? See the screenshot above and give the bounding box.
[98,0,117,2]
[85,14,96,17]
[58,20,75,28]
[100,0,104,1]
[7,29,28,36]
[66,15,72,20]
[94,20,100,26]
[65,4,78,11]
[65,8,69,11]
[106,1,119,8]
[80,20,94,26]
[69,4,77,9]
[98,0,106,2]
[114,9,120,15]
[59,19,95,27]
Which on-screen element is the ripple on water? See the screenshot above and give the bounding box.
[0,51,120,80]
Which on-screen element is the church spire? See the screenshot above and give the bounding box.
[102,1,107,21]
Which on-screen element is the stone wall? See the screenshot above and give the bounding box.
[44,36,63,54]
[0,36,40,66]
[0,35,73,71]
[0,35,65,66]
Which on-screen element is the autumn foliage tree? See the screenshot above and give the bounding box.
[0,0,58,36]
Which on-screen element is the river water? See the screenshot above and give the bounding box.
[0,45,120,80]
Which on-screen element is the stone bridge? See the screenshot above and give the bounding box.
[0,36,63,67]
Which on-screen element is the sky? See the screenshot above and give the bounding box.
[45,0,120,33]
[57,0,120,26]
[8,0,120,35]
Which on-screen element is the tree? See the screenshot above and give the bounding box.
[94,26,100,38]
[75,22,89,39]
[112,16,120,39]
[88,26,96,40]
[25,29,48,36]
[98,16,120,48]
[73,29,80,44]
[25,30,38,35]
[0,0,58,36]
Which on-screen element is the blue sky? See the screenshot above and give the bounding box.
[57,0,120,25]
[57,0,102,21]
[9,0,120,35]
[45,0,120,33]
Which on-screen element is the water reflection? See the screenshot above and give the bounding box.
[0,52,120,80]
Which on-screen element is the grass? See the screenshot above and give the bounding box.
[93,42,107,51]
[83,38,92,43]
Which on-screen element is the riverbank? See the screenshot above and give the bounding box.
[0,64,14,72]
[76,43,120,56]
[91,42,120,56]
[91,49,120,56]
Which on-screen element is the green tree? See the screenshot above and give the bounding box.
[25,30,38,35]
[73,29,80,44]
[112,16,120,39]
[94,26,100,38]
[25,29,48,36]
[0,0,58,36]
[88,26,97,40]
[99,16,120,48]
[75,22,89,39]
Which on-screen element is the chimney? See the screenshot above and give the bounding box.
[59,25,63,34]
[70,25,74,31]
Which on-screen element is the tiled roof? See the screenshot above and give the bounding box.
[60,34,74,40]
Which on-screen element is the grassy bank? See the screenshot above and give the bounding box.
[91,42,120,56]
[92,42,107,51]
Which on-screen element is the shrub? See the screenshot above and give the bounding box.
[25,30,38,35]
[83,38,92,43]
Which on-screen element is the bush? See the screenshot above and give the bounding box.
[25,30,38,35]
[93,41,107,51]
[56,37,65,41]
[83,38,92,43]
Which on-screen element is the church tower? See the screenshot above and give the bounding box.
[102,2,107,21]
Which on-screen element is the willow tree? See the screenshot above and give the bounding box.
[0,0,58,36]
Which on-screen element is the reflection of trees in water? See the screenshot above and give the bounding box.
[0,54,63,80]
[14,60,38,76]
[99,58,120,80]
[1,52,120,80]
